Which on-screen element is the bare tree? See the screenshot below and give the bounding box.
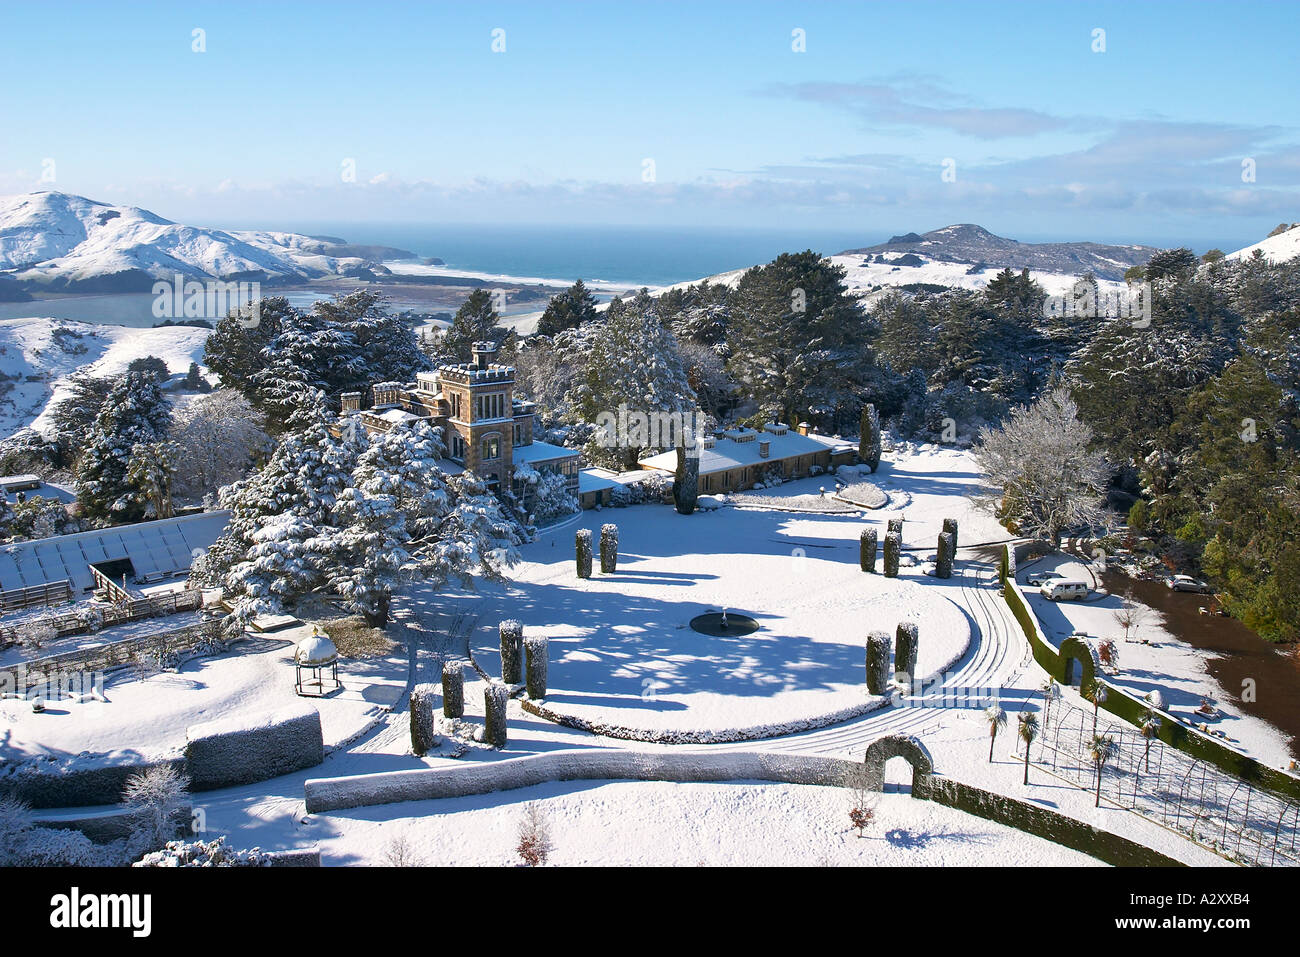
[382,834,424,867]
[516,802,554,866]
[121,766,191,851]
[848,786,876,838]
[1113,591,1153,643]
[972,387,1110,544]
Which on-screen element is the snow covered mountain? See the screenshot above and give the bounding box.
[0,191,412,293]
[1226,222,1300,264]
[838,224,1157,282]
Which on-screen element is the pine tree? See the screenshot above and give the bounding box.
[75,372,173,521]
[537,280,599,336]
[440,289,506,363]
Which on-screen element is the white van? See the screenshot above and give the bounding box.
[1041,579,1089,601]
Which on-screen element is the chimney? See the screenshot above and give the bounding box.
[759,439,770,459]
[797,421,811,436]
[341,392,362,413]
[472,341,499,370]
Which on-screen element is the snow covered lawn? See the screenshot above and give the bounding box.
[468,489,972,739]
[312,779,1102,866]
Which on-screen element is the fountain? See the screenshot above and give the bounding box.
[689,606,759,637]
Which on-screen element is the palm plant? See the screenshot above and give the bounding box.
[1088,734,1119,807]
[1086,681,1109,736]
[1140,711,1161,773]
[984,703,1007,763]
[1017,711,1040,785]
[1040,678,1060,730]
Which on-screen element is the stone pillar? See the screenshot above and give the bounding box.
[866,632,891,695]
[525,634,549,699]
[499,620,523,684]
[484,682,509,749]
[441,660,464,719]
[859,528,877,573]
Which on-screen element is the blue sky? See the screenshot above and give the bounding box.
[2,0,1297,246]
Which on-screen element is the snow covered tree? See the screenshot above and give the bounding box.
[859,527,877,572]
[516,802,553,866]
[120,766,190,852]
[570,302,697,469]
[439,289,507,363]
[48,374,115,464]
[515,463,578,526]
[972,387,1110,544]
[170,389,269,503]
[859,403,881,472]
[125,440,180,519]
[536,279,598,336]
[599,523,618,573]
[500,620,524,684]
[204,296,291,393]
[575,528,593,579]
[1088,734,1119,806]
[984,703,1007,763]
[75,372,173,521]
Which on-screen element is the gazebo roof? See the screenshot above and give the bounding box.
[295,633,338,666]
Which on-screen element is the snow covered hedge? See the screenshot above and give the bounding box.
[133,836,320,867]
[0,753,186,810]
[184,703,324,791]
[303,749,873,813]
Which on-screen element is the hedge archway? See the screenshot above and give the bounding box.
[863,735,934,794]
[1059,635,1099,692]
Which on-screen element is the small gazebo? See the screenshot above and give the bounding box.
[294,627,340,697]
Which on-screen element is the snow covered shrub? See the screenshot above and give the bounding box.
[883,532,901,578]
[516,802,553,866]
[936,531,954,579]
[529,468,579,526]
[442,660,465,718]
[895,621,919,683]
[575,529,593,579]
[134,836,275,867]
[0,796,32,866]
[887,518,903,536]
[865,632,891,695]
[942,517,959,551]
[859,528,877,573]
[484,682,509,749]
[673,444,699,515]
[848,787,875,838]
[499,620,524,684]
[599,523,618,574]
[524,634,548,700]
[382,834,424,867]
[121,765,191,852]
[410,683,439,756]
[9,824,115,866]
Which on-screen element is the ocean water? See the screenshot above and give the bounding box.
[242,222,884,288]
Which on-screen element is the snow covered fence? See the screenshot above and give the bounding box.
[184,702,324,791]
[303,749,872,814]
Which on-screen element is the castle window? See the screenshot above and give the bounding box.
[513,423,522,446]
[481,434,501,461]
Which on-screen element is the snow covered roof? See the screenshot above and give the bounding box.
[0,510,230,594]
[295,632,339,666]
[578,469,617,494]
[375,408,419,425]
[637,428,849,476]
[511,440,580,466]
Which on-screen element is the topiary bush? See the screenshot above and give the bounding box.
[484,682,509,749]
[441,660,464,718]
[866,632,891,695]
[895,621,919,684]
[859,403,882,473]
[600,523,618,574]
[936,531,954,579]
[883,531,901,578]
[942,517,959,552]
[575,529,593,579]
[859,528,877,573]
[410,683,438,756]
[524,634,549,699]
[500,620,524,684]
[887,518,903,536]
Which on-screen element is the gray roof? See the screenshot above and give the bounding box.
[638,426,853,476]
[0,510,231,594]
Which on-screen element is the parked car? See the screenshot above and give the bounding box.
[1041,579,1090,601]
[1168,575,1210,593]
[1025,570,1063,586]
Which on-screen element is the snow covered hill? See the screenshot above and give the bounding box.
[1226,223,1300,264]
[666,223,1148,302]
[0,317,210,438]
[0,191,409,293]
